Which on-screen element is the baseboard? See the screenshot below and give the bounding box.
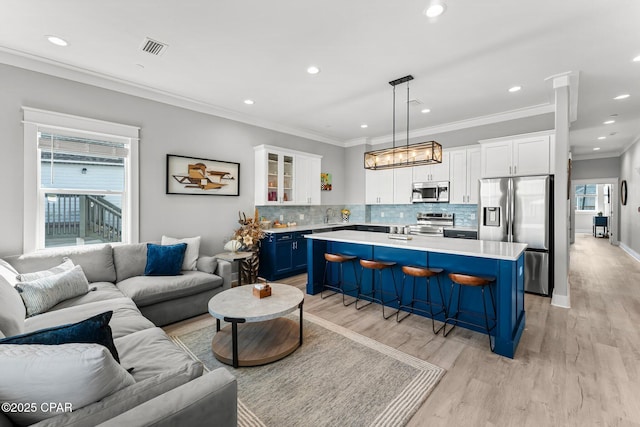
[619,242,640,262]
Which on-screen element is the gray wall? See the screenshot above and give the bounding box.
[571,156,620,180]
[344,144,367,204]
[0,63,344,256]
[619,140,640,256]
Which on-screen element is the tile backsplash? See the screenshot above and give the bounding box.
[256,203,478,227]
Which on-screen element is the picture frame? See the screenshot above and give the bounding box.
[166,154,240,196]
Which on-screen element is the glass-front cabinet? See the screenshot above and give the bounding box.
[261,150,295,205]
[255,145,322,206]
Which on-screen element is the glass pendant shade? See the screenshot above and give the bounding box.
[364,140,442,170]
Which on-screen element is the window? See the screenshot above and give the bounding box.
[575,184,597,211]
[23,108,139,252]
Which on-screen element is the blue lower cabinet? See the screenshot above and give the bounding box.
[306,239,525,358]
[259,231,311,281]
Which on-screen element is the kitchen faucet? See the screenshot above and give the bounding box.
[324,208,335,223]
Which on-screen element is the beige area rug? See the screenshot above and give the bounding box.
[170,313,445,427]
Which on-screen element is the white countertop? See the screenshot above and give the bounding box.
[305,230,527,261]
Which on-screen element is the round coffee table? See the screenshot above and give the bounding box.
[208,283,304,368]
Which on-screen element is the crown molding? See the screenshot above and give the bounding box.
[355,103,555,146]
[0,47,345,147]
[621,131,640,155]
[571,151,621,161]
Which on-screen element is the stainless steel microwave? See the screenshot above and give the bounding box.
[411,181,449,203]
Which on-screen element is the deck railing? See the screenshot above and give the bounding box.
[45,195,122,245]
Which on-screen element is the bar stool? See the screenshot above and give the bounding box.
[396,265,446,334]
[321,253,359,306]
[443,273,497,352]
[356,259,399,319]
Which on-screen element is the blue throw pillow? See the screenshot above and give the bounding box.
[144,243,187,276]
[0,311,120,363]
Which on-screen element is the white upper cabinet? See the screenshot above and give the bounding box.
[479,132,552,178]
[412,151,450,182]
[294,155,321,205]
[365,169,394,204]
[254,145,322,205]
[393,167,414,205]
[449,146,481,204]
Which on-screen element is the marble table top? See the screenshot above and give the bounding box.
[208,283,303,322]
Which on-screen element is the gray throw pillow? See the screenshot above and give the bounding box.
[16,265,90,317]
[196,256,218,274]
[0,343,135,425]
[16,258,74,282]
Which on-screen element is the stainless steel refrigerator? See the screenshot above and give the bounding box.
[478,175,553,296]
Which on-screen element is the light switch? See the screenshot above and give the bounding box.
[299,214,304,220]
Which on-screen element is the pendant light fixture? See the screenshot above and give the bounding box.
[364,75,442,170]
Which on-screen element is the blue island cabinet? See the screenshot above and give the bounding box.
[259,231,310,281]
[306,234,526,358]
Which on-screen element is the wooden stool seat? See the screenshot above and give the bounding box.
[360,259,396,270]
[322,253,359,306]
[397,265,446,333]
[402,265,443,278]
[448,273,495,287]
[324,253,357,263]
[356,259,399,319]
[444,272,497,352]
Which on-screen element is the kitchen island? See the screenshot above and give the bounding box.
[305,230,527,358]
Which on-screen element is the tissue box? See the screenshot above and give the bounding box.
[253,284,272,298]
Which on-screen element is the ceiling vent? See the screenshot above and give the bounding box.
[140,37,168,56]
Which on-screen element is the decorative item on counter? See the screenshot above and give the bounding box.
[232,209,266,283]
[223,239,243,253]
[259,216,272,229]
[341,208,351,222]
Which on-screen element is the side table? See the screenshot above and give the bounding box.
[214,251,255,286]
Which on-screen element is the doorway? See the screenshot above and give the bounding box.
[570,178,618,246]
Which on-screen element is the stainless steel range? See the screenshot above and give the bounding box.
[408,213,454,235]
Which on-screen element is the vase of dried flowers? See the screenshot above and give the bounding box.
[233,209,266,284]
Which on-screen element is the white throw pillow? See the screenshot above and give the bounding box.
[16,258,75,282]
[161,235,201,271]
[0,343,135,425]
[16,265,89,317]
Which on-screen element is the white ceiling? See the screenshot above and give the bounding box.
[1,0,639,159]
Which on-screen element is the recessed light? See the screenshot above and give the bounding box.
[243,99,255,105]
[597,136,606,140]
[307,66,320,75]
[424,2,446,18]
[613,94,630,100]
[421,108,431,114]
[508,86,522,93]
[633,55,640,62]
[46,35,68,47]
[593,147,601,151]
[360,124,368,128]
[604,120,615,124]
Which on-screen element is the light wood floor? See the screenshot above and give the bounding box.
[165,235,640,426]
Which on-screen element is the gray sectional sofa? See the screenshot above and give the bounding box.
[0,243,237,427]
